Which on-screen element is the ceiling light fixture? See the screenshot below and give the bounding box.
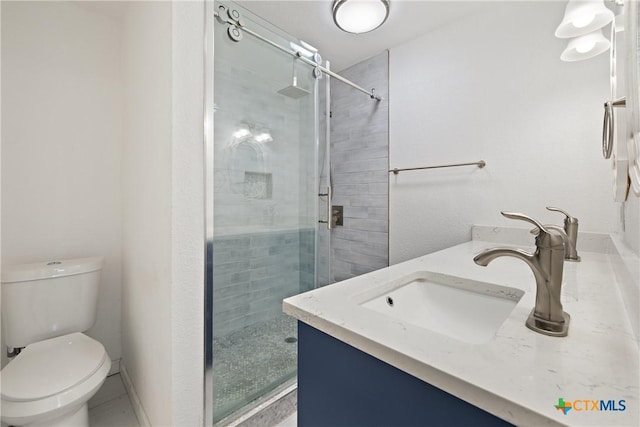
[332,0,390,34]
[555,0,614,38]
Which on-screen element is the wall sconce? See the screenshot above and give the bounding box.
[560,29,611,61]
[231,124,274,145]
[332,0,390,34]
[232,128,251,139]
[254,132,273,143]
[556,0,614,61]
[555,0,614,38]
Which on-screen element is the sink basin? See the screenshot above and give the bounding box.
[358,272,524,344]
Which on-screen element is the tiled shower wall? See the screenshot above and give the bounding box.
[330,52,390,282]
[212,17,320,337]
[213,53,316,229]
[210,228,315,338]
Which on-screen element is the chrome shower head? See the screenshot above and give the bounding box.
[278,83,310,98]
[278,57,310,98]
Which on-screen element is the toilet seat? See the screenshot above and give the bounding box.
[0,333,110,426]
[2,332,108,401]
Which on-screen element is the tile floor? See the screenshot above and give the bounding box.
[88,373,297,427]
[88,374,140,427]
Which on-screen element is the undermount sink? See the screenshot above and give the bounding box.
[358,272,524,344]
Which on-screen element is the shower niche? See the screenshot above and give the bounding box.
[244,172,272,199]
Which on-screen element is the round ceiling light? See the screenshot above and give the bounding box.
[332,0,390,34]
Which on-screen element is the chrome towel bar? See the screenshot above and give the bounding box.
[389,160,486,175]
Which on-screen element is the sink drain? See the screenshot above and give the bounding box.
[284,337,297,344]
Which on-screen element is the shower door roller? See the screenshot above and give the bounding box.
[227,7,242,22]
[228,25,243,42]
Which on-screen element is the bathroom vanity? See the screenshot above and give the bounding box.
[283,227,640,427]
[296,322,512,427]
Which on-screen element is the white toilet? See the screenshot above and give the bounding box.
[1,257,111,427]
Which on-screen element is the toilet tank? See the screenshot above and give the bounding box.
[1,257,103,348]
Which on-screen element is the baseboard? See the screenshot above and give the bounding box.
[120,362,152,427]
[108,358,120,376]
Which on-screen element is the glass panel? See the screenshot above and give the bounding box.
[212,2,328,423]
[316,66,332,287]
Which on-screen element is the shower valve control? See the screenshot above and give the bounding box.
[332,206,343,227]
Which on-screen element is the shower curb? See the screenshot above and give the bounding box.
[222,382,297,427]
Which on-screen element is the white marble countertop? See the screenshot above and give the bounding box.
[283,232,640,426]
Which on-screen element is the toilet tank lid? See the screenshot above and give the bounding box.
[1,257,103,283]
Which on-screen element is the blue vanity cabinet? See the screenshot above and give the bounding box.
[297,321,514,427]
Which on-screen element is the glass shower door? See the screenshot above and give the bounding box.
[211,2,328,423]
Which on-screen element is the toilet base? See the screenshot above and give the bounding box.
[25,403,88,427]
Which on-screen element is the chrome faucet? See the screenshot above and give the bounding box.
[473,211,570,337]
[544,207,580,262]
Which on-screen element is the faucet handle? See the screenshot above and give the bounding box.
[546,207,578,223]
[501,211,549,234]
[530,224,569,243]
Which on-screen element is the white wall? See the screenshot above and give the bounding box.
[1,1,204,423]
[389,1,616,263]
[121,1,204,425]
[170,1,205,424]
[121,1,173,423]
[1,1,123,369]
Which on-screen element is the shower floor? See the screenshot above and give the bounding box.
[213,314,298,423]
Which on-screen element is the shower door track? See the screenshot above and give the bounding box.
[214,7,383,102]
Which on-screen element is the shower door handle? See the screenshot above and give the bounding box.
[326,185,332,230]
[318,186,332,230]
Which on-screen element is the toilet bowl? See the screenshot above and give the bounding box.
[1,256,109,427]
[1,332,111,427]
[0,332,111,426]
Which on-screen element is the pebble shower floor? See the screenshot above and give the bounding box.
[212,314,297,423]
